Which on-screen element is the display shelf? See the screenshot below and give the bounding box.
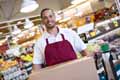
[76,16,120,43]
[77,22,94,34]
[88,27,120,43]
[0,64,29,80]
[0,15,40,40]
[95,16,120,27]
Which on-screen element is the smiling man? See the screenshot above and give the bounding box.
[33,8,89,71]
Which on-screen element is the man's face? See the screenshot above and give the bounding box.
[42,10,56,29]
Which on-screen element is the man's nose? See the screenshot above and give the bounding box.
[47,17,51,22]
[47,17,51,21]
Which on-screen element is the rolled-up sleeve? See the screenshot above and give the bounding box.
[33,42,43,64]
[71,30,86,52]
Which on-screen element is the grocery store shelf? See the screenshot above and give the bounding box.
[95,16,120,27]
[88,27,120,43]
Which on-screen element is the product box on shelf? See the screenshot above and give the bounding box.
[0,60,29,80]
[0,47,33,80]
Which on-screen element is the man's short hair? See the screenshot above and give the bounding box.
[40,8,55,18]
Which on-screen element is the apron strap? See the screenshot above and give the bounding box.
[46,39,49,44]
[61,34,65,40]
[46,34,65,44]
[46,27,59,45]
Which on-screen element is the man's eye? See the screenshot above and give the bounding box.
[43,17,47,19]
[49,15,53,18]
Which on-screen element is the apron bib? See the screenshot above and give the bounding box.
[45,34,77,66]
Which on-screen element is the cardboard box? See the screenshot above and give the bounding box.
[29,57,99,80]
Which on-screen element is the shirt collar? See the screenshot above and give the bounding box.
[43,27,62,38]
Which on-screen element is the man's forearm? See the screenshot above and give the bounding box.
[32,64,42,72]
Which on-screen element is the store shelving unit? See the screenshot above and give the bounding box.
[0,16,40,80]
[88,16,120,42]
[88,27,120,43]
[76,16,120,43]
[94,53,109,80]
[0,15,41,48]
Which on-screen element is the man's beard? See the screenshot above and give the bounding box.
[46,23,56,30]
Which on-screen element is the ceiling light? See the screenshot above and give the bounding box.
[0,32,2,35]
[20,0,39,13]
[71,0,87,5]
[24,18,34,29]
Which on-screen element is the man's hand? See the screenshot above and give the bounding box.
[81,49,91,57]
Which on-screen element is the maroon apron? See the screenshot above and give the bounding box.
[45,34,77,66]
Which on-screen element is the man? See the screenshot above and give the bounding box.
[33,8,89,71]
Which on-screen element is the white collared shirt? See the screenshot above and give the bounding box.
[33,28,86,64]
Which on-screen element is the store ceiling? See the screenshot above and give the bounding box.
[0,0,115,23]
[0,0,70,22]
[0,0,115,40]
[0,0,71,39]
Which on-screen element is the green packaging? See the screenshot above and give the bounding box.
[100,43,110,53]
